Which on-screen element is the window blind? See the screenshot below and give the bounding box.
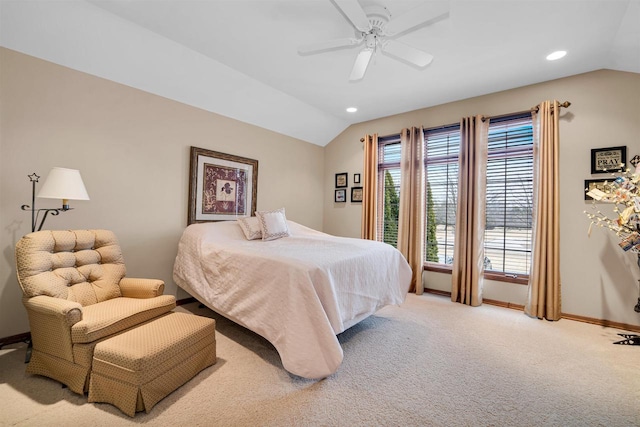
[485,114,533,275]
[424,125,460,265]
[377,135,401,247]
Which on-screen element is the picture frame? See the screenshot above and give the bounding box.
[335,189,346,203]
[584,179,608,201]
[591,146,626,174]
[188,146,258,225]
[354,173,361,184]
[351,187,363,203]
[335,172,348,188]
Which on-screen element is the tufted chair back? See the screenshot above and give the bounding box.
[16,230,126,307]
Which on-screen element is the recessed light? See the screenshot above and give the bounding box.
[546,50,567,61]
[346,107,358,113]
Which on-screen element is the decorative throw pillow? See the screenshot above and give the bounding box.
[237,216,262,240]
[256,207,290,241]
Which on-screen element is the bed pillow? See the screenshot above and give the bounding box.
[256,207,290,241]
[237,216,262,240]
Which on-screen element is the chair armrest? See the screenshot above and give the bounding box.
[23,296,83,362]
[24,295,83,327]
[119,278,165,298]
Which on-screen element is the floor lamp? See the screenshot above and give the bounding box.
[19,167,90,362]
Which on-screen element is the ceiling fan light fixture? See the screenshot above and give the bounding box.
[546,50,567,61]
[346,107,358,113]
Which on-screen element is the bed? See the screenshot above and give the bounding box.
[172,219,412,379]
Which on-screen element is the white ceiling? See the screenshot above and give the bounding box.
[1,0,639,146]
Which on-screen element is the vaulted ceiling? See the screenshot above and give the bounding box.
[2,0,638,146]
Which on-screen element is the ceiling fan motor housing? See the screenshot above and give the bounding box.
[364,4,391,32]
[358,4,391,49]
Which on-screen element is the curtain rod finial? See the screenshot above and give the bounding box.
[560,101,571,108]
[360,137,365,143]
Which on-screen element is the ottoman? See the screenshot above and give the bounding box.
[88,312,216,417]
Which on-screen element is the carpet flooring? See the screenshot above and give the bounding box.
[1,293,638,426]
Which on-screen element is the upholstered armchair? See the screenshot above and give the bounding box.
[15,229,176,394]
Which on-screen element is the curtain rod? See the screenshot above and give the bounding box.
[359,101,571,142]
[481,101,571,122]
[359,124,457,143]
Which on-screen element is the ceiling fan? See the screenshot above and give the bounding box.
[298,0,450,81]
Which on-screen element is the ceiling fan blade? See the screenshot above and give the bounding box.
[333,0,371,33]
[383,2,449,36]
[298,37,362,55]
[349,49,374,81]
[382,40,433,68]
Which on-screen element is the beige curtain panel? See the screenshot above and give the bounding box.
[451,115,488,306]
[525,101,562,321]
[361,134,378,240]
[397,127,425,294]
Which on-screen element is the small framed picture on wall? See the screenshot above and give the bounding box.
[354,173,361,184]
[335,172,348,188]
[335,189,346,203]
[591,146,626,174]
[584,179,609,201]
[351,187,363,203]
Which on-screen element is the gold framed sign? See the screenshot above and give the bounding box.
[188,146,258,225]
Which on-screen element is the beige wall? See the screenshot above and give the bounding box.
[0,48,324,338]
[324,70,640,328]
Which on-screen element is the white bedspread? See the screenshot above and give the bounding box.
[173,220,411,379]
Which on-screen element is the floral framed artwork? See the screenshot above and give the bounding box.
[335,172,348,188]
[591,146,626,174]
[351,187,363,202]
[188,146,258,224]
[335,189,346,203]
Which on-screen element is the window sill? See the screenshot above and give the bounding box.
[423,263,529,285]
[424,262,452,274]
[484,271,529,285]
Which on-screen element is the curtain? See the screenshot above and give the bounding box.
[525,101,561,320]
[451,116,488,306]
[361,134,378,240]
[398,127,425,294]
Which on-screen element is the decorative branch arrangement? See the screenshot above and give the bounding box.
[584,162,640,251]
[584,157,640,315]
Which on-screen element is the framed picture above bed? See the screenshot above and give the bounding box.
[188,146,258,225]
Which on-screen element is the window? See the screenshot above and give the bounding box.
[375,114,534,282]
[376,135,401,247]
[423,126,460,266]
[484,114,533,278]
[423,114,534,283]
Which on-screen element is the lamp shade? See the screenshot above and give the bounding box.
[37,167,90,200]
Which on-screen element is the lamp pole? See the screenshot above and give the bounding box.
[21,173,64,233]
